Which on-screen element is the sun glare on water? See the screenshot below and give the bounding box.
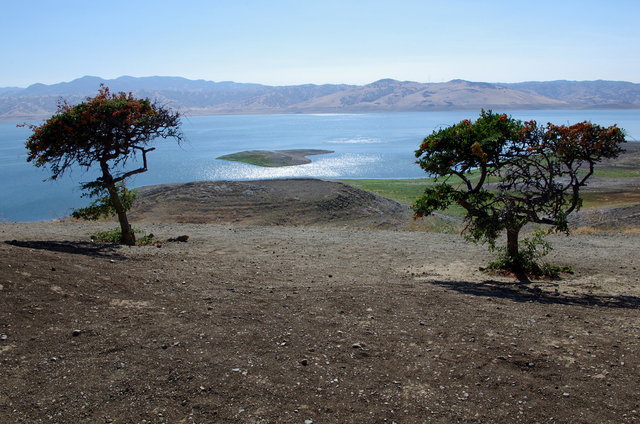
[326,137,384,144]
[200,153,382,180]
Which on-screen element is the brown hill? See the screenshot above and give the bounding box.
[292,79,566,112]
[128,179,412,228]
[7,76,640,120]
[502,80,640,109]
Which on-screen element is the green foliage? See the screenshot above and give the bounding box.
[90,227,157,246]
[71,184,137,220]
[488,230,549,272]
[24,86,182,176]
[414,110,626,271]
[90,228,131,244]
[486,230,572,277]
[136,234,157,246]
[414,110,527,247]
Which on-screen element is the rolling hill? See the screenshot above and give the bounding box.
[1,75,639,120]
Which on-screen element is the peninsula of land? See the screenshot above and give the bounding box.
[217,149,333,167]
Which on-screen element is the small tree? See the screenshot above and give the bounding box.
[24,86,183,245]
[414,110,625,272]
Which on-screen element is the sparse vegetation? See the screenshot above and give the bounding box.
[592,167,640,178]
[90,227,132,244]
[484,230,573,278]
[580,190,640,209]
[90,227,157,245]
[71,184,137,221]
[339,178,431,205]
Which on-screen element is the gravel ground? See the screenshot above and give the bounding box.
[1,220,639,423]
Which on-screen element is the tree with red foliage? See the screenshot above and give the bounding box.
[414,110,625,273]
[24,86,183,245]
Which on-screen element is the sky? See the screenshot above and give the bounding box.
[1,0,639,87]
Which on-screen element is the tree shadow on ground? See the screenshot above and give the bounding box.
[432,279,640,309]
[5,240,127,260]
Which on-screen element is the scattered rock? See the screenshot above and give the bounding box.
[2,204,640,421]
[168,235,189,243]
[72,330,82,337]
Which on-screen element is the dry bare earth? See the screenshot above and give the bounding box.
[1,219,640,422]
[128,179,412,228]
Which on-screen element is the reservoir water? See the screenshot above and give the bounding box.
[1,110,639,221]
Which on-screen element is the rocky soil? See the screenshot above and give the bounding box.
[1,215,639,423]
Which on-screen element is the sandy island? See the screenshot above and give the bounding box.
[217,149,334,167]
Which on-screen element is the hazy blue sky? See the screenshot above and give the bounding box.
[2,0,639,87]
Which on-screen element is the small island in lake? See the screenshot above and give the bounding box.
[217,149,334,167]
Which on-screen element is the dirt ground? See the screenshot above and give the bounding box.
[1,216,639,423]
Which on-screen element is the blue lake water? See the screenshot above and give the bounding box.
[1,110,639,221]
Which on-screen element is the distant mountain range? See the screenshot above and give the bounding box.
[1,75,639,120]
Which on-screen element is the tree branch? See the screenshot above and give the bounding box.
[112,147,156,183]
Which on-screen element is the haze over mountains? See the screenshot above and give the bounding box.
[1,76,639,120]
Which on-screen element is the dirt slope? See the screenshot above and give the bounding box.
[129,179,412,228]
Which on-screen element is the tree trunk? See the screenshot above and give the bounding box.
[100,161,135,246]
[506,226,520,265]
[106,182,136,246]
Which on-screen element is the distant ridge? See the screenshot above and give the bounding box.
[1,76,639,120]
[499,80,640,109]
